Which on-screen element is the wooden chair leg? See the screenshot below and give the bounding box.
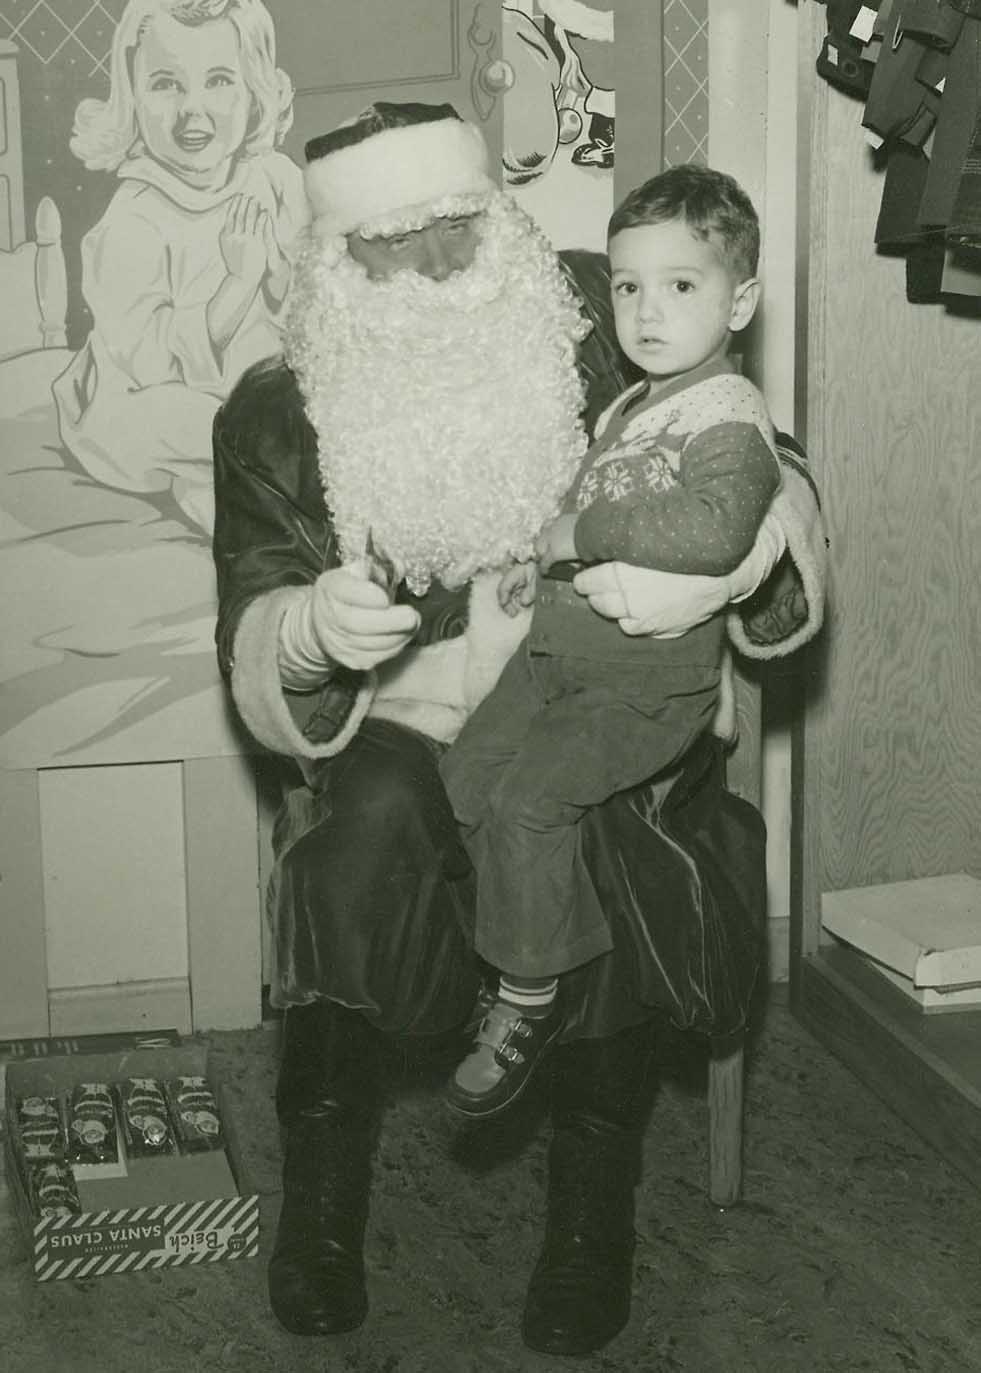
[708,1032,744,1208]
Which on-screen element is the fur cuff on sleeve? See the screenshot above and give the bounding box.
[727,462,827,661]
[230,586,376,760]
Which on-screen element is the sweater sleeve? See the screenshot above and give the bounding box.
[573,420,781,575]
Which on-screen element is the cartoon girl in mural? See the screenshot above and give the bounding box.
[52,0,307,535]
[502,0,614,187]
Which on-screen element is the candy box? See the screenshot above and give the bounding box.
[4,1044,258,1281]
[0,1029,182,1113]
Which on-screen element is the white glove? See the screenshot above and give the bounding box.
[573,562,731,638]
[572,510,787,638]
[278,563,420,685]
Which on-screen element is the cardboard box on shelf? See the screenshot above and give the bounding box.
[4,1043,258,1281]
[860,954,981,1014]
[821,873,981,989]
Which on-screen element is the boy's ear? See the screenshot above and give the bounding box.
[729,277,761,332]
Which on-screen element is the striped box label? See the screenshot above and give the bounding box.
[33,1194,259,1281]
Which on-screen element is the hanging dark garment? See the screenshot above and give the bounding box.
[816,0,877,99]
[876,142,932,246]
[947,106,981,244]
[905,235,948,300]
[917,17,981,229]
[900,0,966,49]
[863,10,940,144]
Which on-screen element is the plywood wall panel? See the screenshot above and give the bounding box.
[807,91,981,894]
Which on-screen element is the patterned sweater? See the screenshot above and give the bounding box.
[528,356,781,665]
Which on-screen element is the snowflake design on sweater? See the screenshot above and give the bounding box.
[641,448,677,493]
[580,373,775,513]
[577,446,677,510]
[579,458,635,506]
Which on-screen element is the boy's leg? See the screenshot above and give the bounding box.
[439,645,544,829]
[442,650,566,1112]
[446,682,619,1119]
[448,662,717,1118]
[472,660,720,977]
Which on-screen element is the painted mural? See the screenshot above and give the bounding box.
[0,0,303,768]
[501,0,615,251]
[0,0,615,769]
[52,0,306,537]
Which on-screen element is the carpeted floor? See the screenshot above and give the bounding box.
[3,989,981,1373]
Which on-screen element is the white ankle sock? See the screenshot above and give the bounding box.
[498,976,558,1012]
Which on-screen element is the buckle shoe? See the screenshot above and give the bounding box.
[446,999,562,1119]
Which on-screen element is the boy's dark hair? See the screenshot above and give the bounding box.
[608,164,760,279]
[305,102,461,164]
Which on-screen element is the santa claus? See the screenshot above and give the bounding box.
[212,101,825,1356]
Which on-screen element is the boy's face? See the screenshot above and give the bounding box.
[609,218,759,389]
[133,15,251,187]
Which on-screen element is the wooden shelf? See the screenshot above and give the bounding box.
[792,945,981,1190]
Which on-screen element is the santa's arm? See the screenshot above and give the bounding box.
[727,434,826,658]
[213,360,379,761]
[573,433,826,657]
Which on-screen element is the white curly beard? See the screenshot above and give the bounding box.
[284,193,590,595]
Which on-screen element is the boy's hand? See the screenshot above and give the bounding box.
[498,560,538,616]
[534,514,579,573]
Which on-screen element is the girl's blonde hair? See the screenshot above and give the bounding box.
[71,0,294,171]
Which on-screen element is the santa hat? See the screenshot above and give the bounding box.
[304,102,495,238]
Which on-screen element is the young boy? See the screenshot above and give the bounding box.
[439,164,781,1119]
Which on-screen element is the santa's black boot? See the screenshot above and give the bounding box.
[268,999,387,1336]
[522,1020,654,1356]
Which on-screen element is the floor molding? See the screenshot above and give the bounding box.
[48,979,192,1037]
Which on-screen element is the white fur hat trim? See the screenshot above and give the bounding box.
[304,118,494,237]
